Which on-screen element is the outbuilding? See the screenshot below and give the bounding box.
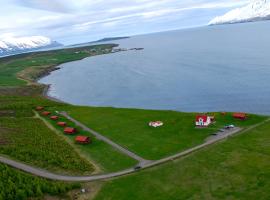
[57,122,67,127]
[149,121,163,128]
[195,115,211,127]
[64,127,77,134]
[75,136,91,144]
[233,113,247,120]
[42,111,51,116]
[50,116,59,120]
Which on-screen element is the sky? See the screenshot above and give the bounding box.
[0,0,249,45]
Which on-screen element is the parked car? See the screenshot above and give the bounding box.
[224,124,235,129]
[134,166,142,170]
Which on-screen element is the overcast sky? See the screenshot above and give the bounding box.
[0,0,249,44]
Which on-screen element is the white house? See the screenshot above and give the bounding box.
[149,121,163,128]
[195,115,211,127]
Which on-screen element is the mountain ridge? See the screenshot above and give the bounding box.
[0,36,62,57]
[209,0,270,25]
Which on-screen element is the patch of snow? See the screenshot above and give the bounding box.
[209,0,270,25]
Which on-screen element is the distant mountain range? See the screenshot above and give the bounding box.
[0,36,62,57]
[69,36,129,47]
[209,0,270,25]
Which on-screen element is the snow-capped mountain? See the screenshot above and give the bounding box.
[209,0,270,25]
[0,36,62,56]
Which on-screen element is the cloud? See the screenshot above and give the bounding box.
[0,0,249,44]
[12,0,74,13]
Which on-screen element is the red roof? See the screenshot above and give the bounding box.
[195,115,208,122]
[75,136,90,144]
[57,122,67,127]
[42,111,51,116]
[233,113,246,119]
[64,127,77,134]
[50,116,59,120]
[36,106,44,111]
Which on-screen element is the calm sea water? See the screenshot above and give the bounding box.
[39,21,270,115]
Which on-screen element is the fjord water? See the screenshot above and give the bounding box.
[39,21,270,115]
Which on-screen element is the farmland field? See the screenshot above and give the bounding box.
[93,118,270,200]
[0,163,80,200]
[0,117,95,175]
[65,106,267,160]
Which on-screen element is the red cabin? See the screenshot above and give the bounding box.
[36,106,44,111]
[57,122,67,127]
[50,116,59,120]
[42,111,51,116]
[233,113,247,120]
[75,136,91,144]
[64,127,77,134]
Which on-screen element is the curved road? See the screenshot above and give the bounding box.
[0,126,245,182]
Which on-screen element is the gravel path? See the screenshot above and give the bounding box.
[60,111,151,166]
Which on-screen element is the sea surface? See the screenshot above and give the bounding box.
[39,21,270,115]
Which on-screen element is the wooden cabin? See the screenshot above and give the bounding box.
[64,127,77,134]
[57,122,67,127]
[42,111,51,116]
[50,116,59,120]
[233,113,247,120]
[75,136,91,144]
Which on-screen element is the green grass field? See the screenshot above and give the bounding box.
[94,118,270,200]
[38,109,137,172]
[0,44,116,86]
[64,106,266,160]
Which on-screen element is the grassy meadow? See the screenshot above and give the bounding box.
[94,118,270,200]
[64,106,267,160]
[0,44,117,86]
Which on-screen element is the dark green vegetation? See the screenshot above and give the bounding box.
[94,119,270,200]
[65,106,266,160]
[0,96,94,175]
[38,109,137,172]
[0,163,80,200]
[0,44,117,86]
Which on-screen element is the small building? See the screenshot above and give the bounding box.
[50,116,59,120]
[57,122,67,127]
[42,111,51,116]
[36,106,44,111]
[195,115,211,127]
[64,127,77,134]
[149,121,163,128]
[75,136,91,144]
[233,113,247,120]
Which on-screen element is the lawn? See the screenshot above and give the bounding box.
[94,118,270,200]
[0,163,80,200]
[64,106,267,160]
[38,109,137,173]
